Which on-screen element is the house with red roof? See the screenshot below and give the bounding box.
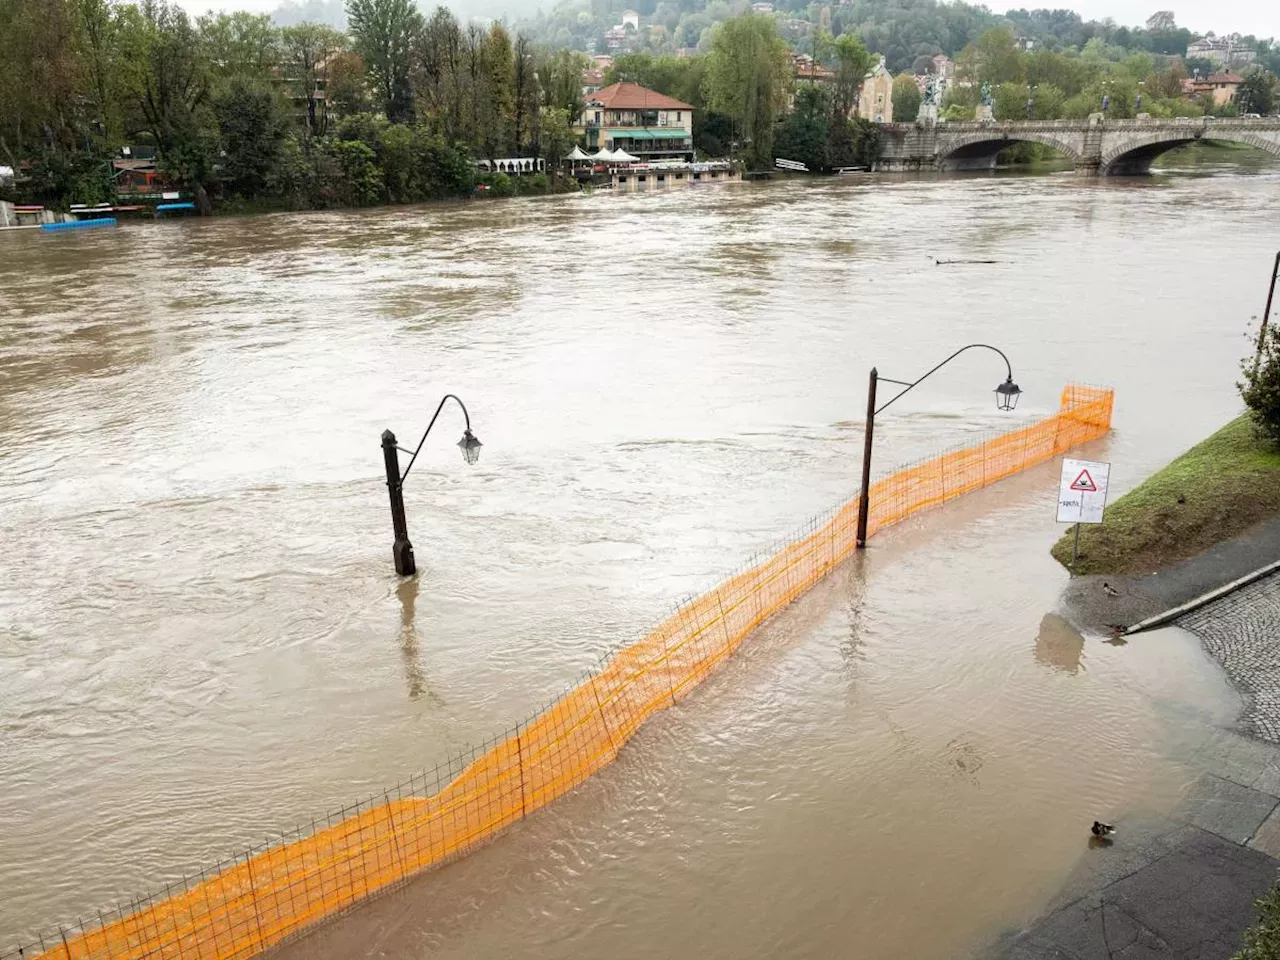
[577,82,695,161]
[1181,72,1246,107]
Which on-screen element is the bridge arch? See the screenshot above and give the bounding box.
[1099,126,1280,175]
[937,128,1083,171]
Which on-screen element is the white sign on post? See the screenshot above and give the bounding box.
[1057,458,1111,524]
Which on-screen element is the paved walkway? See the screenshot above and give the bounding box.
[1061,518,1280,634]
[995,566,1280,959]
[1180,571,1280,743]
[989,728,1280,959]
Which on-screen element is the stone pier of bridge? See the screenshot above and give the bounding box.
[874,115,1280,176]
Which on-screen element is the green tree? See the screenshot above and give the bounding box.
[282,23,346,137]
[1242,316,1280,445]
[126,0,217,206]
[830,32,873,120]
[0,0,82,165]
[956,28,1025,85]
[199,12,281,87]
[704,13,791,170]
[892,73,920,120]
[215,77,289,199]
[346,0,422,122]
[417,6,464,138]
[539,49,591,117]
[478,24,515,158]
[1236,69,1277,115]
[512,33,538,153]
[774,84,830,170]
[539,105,575,166]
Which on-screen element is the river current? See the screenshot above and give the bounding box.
[1,153,1277,957]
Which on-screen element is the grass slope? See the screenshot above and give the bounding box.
[1051,415,1280,576]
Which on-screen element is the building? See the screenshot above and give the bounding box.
[857,57,894,123]
[792,53,834,84]
[1186,36,1256,66]
[581,68,605,95]
[931,54,955,79]
[751,1,774,11]
[577,82,695,160]
[620,9,639,29]
[1182,72,1245,106]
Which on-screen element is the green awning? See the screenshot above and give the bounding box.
[613,129,688,140]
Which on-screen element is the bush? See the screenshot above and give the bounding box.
[476,171,514,197]
[514,171,549,194]
[1241,322,1280,445]
[1234,881,1280,959]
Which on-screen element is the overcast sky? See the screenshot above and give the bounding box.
[172,0,1280,41]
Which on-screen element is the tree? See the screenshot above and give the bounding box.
[478,24,515,158]
[417,6,463,138]
[126,0,216,204]
[199,12,281,87]
[1241,322,1280,444]
[956,28,1025,85]
[0,0,82,164]
[326,50,370,116]
[1236,68,1277,115]
[1145,11,1176,32]
[282,23,346,137]
[892,73,920,120]
[830,32,873,119]
[774,84,830,170]
[512,34,538,153]
[704,14,791,171]
[346,0,422,123]
[216,77,288,199]
[538,106,575,166]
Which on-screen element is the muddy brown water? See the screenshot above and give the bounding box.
[1,155,1276,957]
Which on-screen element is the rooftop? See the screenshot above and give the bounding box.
[585,81,695,111]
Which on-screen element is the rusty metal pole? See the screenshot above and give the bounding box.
[381,430,416,576]
[856,368,877,549]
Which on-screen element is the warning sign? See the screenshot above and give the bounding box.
[1057,458,1110,524]
[1069,469,1098,493]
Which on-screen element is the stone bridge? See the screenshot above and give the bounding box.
[876,116,1280,175]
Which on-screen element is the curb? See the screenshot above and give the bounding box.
[1124,559,1280,635]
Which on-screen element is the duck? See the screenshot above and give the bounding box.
[1091,821,1115,838]
[1102,582,1119,598]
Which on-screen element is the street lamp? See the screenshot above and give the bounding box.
[1135,80,1145,115]
[855,344,1021,548]
[380,393,482,576]
[1026,84,1036,120]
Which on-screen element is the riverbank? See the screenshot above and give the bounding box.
[1052,415,1280,578]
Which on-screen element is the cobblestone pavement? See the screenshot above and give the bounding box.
[1180,571,1280,743]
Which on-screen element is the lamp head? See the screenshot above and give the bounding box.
[995,376,1022,411]
[458,429,482,465]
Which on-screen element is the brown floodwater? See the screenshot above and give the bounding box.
[1,153,1277,957]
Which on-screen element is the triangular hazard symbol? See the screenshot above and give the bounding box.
[1070,469,1097,493]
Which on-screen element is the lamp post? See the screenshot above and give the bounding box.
[1026,84,1036,120]
[380,394,482,576]
[1135,80,1144,115]
[855,344,1021,549]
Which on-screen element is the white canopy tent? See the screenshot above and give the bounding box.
[610,148,639,163]
[565,146,593,161]
[591,148,617,162]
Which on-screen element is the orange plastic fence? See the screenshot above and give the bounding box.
[16,385,1113,960]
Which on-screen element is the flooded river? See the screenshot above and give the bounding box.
[1,153,1277,957]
